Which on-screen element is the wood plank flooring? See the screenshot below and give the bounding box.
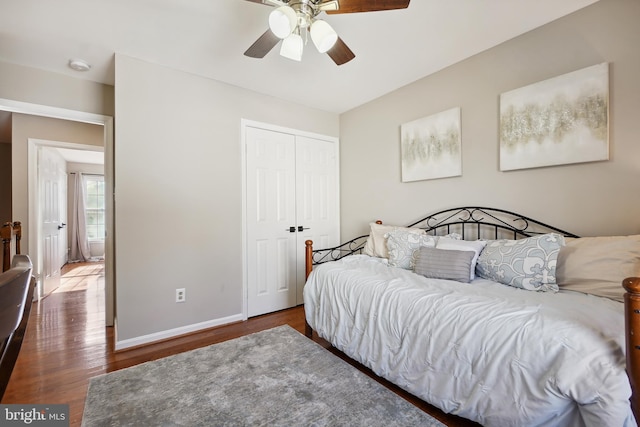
[2,262,478,427]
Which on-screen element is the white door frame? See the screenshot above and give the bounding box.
[0,98,115,327]
[240,118,339,320]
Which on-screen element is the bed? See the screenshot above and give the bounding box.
[302,207,640,427]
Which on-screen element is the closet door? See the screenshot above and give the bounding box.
[246,127,298,317]
[245,125,339,317]
[294,135,339,304]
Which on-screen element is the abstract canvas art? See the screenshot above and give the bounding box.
[499,62,609,171]
[401,107,462,182]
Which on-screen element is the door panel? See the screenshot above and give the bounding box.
[39,147,65,296]
[295,136,340,304]
[246,127,297,317]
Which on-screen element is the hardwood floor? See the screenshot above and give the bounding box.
[2,262,479,427]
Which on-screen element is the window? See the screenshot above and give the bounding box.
[85,175,105,241]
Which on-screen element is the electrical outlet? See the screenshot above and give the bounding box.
[176,288,186,303]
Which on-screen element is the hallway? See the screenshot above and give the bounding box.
[55,261,105,294]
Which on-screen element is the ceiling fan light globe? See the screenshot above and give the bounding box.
[269,6,297,39]
[310,20,338,53]
[280,33,304,61]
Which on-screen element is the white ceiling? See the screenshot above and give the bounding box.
[0,0,599,113]
[55,147,104,165]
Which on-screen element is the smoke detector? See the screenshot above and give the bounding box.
[68,59,91,72]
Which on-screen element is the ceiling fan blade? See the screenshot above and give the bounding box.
[327,37,355,65]
[244,30,280,58]
[327,0,410,14]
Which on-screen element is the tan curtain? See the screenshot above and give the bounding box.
[69,173,91,262]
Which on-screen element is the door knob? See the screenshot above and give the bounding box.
[298,226,310,232]
[287,226,296,233]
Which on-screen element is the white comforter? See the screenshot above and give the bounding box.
[303,255,636,427]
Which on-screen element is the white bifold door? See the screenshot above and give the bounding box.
[245,124,339,317]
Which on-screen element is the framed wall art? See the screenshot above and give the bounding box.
[499,62,609,171]
[400,107,462,182]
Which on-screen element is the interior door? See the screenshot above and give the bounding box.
[245,127,298,317]
[39,147,65,296]
[294,135,339,304]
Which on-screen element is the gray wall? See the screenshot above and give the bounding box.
[114,54,339,345]
[339,0,640,239]
[0,142,10,225]
[0,61,114,117]
[0,112,12,225]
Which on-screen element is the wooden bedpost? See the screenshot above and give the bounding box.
[304,240,314,338]
[13,221,22,255]
[1,222,12,272]
[305,240,313,280]
[623,277,640,420]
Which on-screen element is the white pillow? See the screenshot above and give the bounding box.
[436,237,487,280]
[363,223,425,259]
[557,235,640,302]
[386,230,438,269]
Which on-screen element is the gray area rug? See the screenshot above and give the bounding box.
[82,325,444,426]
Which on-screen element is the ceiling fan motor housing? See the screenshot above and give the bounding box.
[289,0,322,28]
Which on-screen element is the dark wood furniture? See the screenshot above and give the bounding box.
[624,277,640,418]
[2,221,22,273]
[0,226,35,400]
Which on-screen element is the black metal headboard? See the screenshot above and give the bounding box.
[308,206,579,266]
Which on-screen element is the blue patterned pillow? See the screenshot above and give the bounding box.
[475,233,565,292]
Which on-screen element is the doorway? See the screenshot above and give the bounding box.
[0,97,115,327]
[33,142,105,299]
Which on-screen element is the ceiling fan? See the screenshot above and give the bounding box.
[243,0,410,65]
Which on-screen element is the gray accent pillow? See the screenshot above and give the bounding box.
[476,233,565,292]
[435,237,487,281]
[413,247,476,283]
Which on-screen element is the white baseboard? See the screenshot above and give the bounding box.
[114,313,244,351]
